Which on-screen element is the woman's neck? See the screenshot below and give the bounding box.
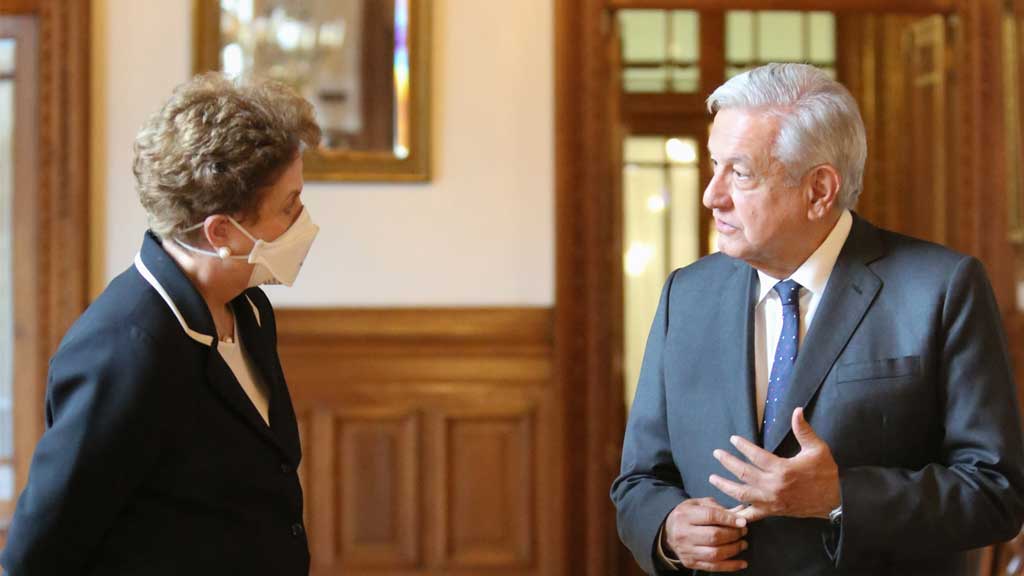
[161,238,241,341]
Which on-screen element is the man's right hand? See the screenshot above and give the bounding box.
[663,497,749,572]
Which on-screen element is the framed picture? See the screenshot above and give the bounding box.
[194,0,431,182]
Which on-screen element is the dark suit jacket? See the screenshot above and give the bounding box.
[1,231,309,575]
[611,215,1024,575]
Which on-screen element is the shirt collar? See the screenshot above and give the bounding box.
[756,209,853,303]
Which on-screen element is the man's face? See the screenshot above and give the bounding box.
[703,108,811,274]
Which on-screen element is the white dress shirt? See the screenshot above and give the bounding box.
[657,210,852,569]
[753,209,852,428]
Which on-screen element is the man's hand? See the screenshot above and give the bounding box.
[708,408,840,522]
[663,497,749,572]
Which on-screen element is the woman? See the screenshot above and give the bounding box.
[1,73,320,575]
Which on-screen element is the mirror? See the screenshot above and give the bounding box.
[193,0,431,181]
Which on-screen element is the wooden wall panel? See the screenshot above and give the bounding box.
[278,308,556,576]
[439,411,534,569]
[337,410,420,567]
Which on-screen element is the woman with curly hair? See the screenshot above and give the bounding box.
[1,73,320,576]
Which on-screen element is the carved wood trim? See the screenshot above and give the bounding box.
[0,0,90,509]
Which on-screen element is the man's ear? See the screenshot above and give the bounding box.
[805,164,842,221]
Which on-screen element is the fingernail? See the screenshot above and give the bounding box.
[741,541,748,551]
[740,562,748,569]
[712,449,723,460]
[736,517,746,527]
[742,527,748,536]
[709,474,717,484]
[730,435,740,446]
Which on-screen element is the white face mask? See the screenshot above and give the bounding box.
[176,207,319,287]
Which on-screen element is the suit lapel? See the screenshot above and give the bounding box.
[719,262,760,443]
[763,215,885,453]
[205,346,286,454]
[232,295,302,464]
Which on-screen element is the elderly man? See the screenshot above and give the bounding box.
[611,63,1024,575]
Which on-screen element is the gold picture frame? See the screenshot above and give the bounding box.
[193,0,431,182]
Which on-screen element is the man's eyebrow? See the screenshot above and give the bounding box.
[710,154,754,165]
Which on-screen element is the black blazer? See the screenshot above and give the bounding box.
[1,231,309,575]
[612,215,1024,575]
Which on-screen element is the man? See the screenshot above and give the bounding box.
[611,63,1024,575]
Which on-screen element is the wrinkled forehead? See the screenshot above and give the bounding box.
[707,107,782,166]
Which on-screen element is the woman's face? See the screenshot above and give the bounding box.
[237,154,306,245]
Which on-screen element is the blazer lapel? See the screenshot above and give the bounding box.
[718,262,760,444]
[232,295,302,464]
[205,347,287,455]
[763,215,885,453]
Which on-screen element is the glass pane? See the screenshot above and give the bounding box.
[623,66,668,93]
[809,12,836,63]
[622,136,702,409]
[620,10,666,62]
[669,10,699,63]
[624,137,667,164]
[623,162,666,410]
[726,11,754,63]
[0,39,13,75]
[671,66,699,93]
[726,65,751,79]
[669,164,700,271]
[0,37,15,500]
[758,12,804,61]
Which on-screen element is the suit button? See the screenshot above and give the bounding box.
[291,523,304,537]
[280,463,291,474]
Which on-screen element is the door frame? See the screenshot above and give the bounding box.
[0,0,91,522]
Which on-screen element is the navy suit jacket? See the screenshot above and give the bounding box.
[612,215,1024,575]
[1,232,309,575]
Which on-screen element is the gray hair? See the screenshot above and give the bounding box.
[706,63,867,210]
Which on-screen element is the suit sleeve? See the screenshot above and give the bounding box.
[0,323,173,575]
[611,269,690,575]
[835,256,1024,564]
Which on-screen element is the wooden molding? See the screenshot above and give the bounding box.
[1,0,90,499]
[277,307,552,347]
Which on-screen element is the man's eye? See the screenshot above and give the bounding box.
[733,169,750,179]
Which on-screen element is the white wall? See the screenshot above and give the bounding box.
[91,0,554,307]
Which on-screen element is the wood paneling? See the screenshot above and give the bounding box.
[278,308,556,576]
[336,410,419,567]
[439,410,534,568]
[0,0,90,534]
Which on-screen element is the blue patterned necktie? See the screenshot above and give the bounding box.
[763,279,802,437]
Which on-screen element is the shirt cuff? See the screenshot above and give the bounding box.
[656,523,684,571]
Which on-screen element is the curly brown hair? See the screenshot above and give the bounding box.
[133,72,321,239]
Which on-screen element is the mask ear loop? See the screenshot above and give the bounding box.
[175,218,249,260]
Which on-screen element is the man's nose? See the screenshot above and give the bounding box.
[703,171,729,210]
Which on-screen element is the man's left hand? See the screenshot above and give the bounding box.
[708,407,840,522]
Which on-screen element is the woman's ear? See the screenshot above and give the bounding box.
[202,215,234,252]
[806,164,842,220]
